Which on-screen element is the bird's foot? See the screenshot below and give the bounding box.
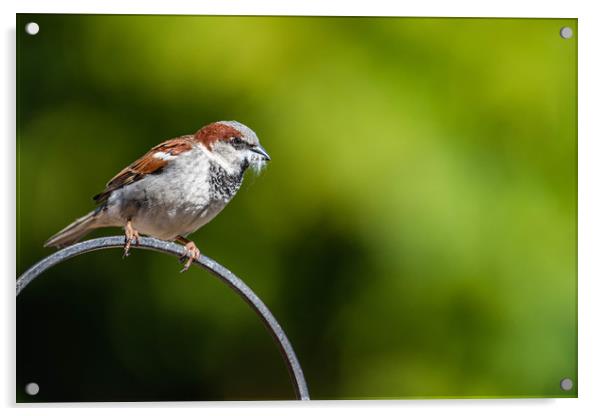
[123,220,140,258]
[178,240,200,273]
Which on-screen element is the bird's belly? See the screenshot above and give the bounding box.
[109,162,229,240]
[132,200,226,240]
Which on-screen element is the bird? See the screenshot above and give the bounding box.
[44,121,271,271]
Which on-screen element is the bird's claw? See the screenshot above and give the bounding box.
[179,241,200,273]
[123,221,140,258]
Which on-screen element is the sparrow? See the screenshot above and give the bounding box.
[44,121,271,271]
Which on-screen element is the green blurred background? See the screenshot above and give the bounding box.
[16,15,577,401]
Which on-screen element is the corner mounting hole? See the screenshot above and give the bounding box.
[25,22,40,35]
[560,377,574,391]
[560,26,573,39]
[25,382,39,396]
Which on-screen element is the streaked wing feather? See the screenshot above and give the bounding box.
[93,136,195,204]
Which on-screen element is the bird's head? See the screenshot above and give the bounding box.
[194,121,270,174]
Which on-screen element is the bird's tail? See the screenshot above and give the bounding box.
[44,210,101,248]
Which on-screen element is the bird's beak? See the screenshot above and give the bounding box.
[251,144,271,161]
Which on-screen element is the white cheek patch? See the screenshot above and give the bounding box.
[153,151,177,161]
[198,142,237,175]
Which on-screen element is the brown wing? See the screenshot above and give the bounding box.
[93,136,195,204]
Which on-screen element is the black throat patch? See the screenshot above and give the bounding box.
[208,162,244,202]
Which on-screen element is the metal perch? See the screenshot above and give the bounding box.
[16,236,310,401]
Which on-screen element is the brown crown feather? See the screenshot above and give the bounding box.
[194,122,242,149]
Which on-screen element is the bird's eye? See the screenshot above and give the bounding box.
[231,137,244,145]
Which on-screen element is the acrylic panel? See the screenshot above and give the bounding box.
[16,14,577,402]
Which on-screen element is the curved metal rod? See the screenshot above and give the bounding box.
[16,236,310,401]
